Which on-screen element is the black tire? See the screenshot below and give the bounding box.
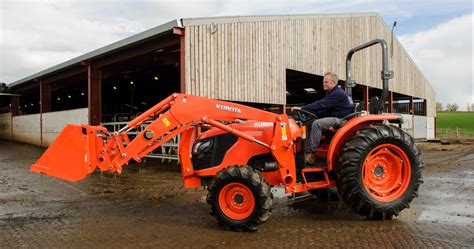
[336,124,423,219]
[309,187,340,201]
[207,165,272,231]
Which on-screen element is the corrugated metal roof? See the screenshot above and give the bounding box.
[9,19,182,88]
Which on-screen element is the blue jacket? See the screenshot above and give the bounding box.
[302,86,352,118]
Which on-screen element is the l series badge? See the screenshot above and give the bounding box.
[216,104,242,113]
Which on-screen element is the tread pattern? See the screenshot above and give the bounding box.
[336,124,423,219]
[207,165,272,231]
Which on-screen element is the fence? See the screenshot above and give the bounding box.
[436,128,474,139]
[101,120,180,162]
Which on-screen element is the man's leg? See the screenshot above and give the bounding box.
[308,117,342,152]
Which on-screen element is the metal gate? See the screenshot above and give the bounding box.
[101,120,180,162]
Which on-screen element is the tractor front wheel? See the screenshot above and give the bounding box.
[207,165,272,231]
[336,124,423,219]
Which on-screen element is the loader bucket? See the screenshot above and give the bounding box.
[31,124,98,182]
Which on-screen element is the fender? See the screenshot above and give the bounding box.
[326,114,402,171]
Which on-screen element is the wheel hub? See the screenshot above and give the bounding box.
[234,194,244,204]
[374,165,384,177]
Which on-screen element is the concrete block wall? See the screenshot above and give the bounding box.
[12,113,41,145]
[0,108,88,147]
[42,108,88,146]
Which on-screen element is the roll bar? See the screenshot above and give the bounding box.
[345,39,394,113]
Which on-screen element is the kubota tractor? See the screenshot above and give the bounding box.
[32,39,423,231]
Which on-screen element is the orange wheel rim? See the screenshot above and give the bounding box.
[218,183,255,220]
[362,144,412,202]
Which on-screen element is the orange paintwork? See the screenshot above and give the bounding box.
[179,127,201,188]
[31,124,107,182]
[361,143,412,202]
[218,183,255,220]
[326,114,401,171]
[31,94,296,190]
[31,93,402,195]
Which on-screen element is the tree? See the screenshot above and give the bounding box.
[467,103,472,112]
[446,103,459,112]
[436,102,443,112]
[452,103,459,112]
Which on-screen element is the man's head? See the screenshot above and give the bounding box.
[323,72,338,92]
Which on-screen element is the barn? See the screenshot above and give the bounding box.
[0,13,435,152]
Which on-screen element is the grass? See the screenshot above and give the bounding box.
[436,112,474,132]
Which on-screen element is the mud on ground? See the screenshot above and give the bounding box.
[1,140,473,248]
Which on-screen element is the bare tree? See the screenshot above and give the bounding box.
[446,103,452,111]
[467,103,472,112]
[446,103,459,112]
[436,102,443,112]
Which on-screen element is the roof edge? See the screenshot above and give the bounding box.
[182,12,378,26]
[9,19,181,88]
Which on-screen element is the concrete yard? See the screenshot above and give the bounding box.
[1,140,473,248]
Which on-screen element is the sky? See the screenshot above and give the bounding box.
[0,0,473,110]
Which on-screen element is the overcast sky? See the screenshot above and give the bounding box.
[0,0,472,109]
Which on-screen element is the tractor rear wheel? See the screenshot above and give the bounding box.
[336,124,423,219]
[207,165,272,231]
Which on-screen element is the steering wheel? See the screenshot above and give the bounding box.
[291,107,318,122]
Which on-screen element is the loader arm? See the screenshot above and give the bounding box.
[32,93,297,186]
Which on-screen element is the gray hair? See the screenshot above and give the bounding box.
[324,72,339,84]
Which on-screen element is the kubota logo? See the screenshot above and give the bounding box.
[216,104,241,113]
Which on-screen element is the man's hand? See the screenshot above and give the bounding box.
[291,107,301,112]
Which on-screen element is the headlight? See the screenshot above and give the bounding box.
[192,140,213,154]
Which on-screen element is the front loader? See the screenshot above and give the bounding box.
[32,39,423,231]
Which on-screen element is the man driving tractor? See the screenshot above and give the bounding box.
[302,71,352,165]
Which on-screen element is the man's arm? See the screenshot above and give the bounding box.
[302,93,341,115]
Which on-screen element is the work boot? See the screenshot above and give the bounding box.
[305,152,317,165]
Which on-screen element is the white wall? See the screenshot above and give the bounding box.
[2,108,88,147]
[12,113,41,145]
[400,114,413,137]
[399,114,434,140]
[426,117,435,139]
[0,112,13,140]
[42,108,88,146]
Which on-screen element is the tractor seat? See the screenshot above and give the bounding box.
[328,102,363,131]
[321,102,363,141]
[341,102,363,122]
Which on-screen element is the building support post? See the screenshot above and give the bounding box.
[11,96,19,139]
[173,27,186,94]
[85,62,101,125]
[388,91,393,113]
[410,96,414,136]
[39,79,51,146]
[11,96,19,117]
[423,99,427,116]
[40,80,51,113]
[278,105,286,114]
[362,85,369,111]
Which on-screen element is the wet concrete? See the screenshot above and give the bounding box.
[1,140,473,248]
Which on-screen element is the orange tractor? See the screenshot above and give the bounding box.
[32,39,422,231]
